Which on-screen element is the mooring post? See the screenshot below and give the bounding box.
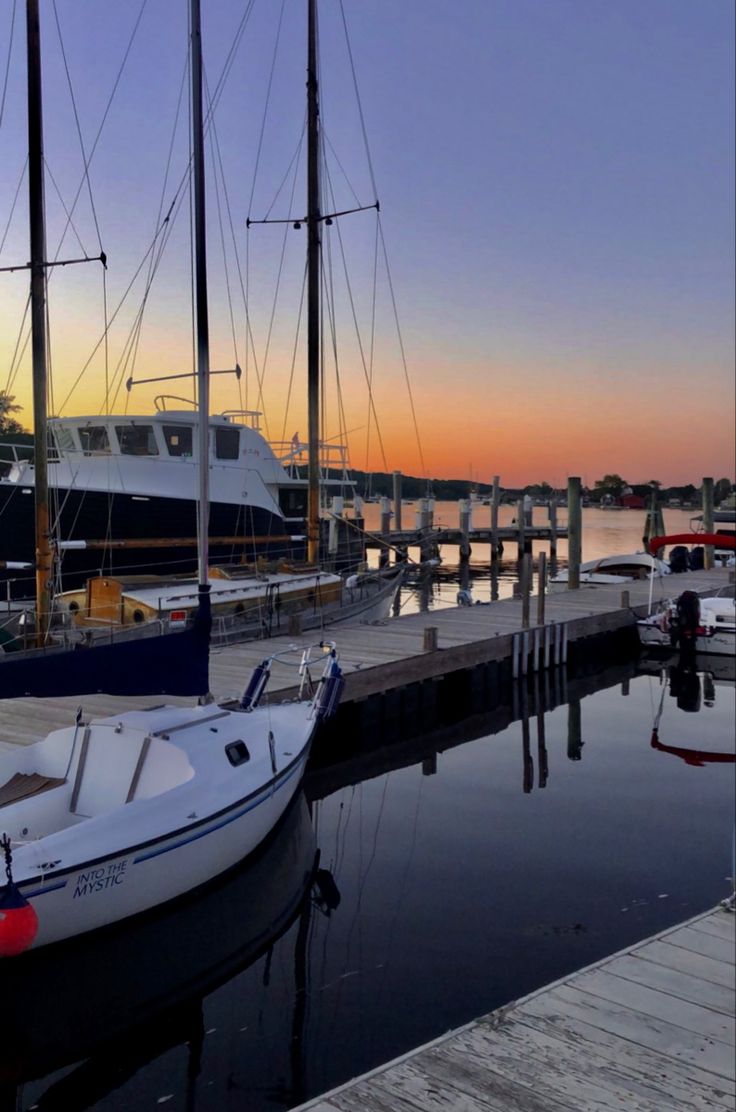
[516,499,525,562]
[459,498,471,557]
[392,470,402,533]
[702,477,714,570]
[423,625,438,652]
[537,550,547,625]
[549,498,558,574]
[620,589,630,609]
[379,496,391,567]
[521,552,531,629]
[567,476,582,590]
[427,497,435,531]
[491,475,500,556]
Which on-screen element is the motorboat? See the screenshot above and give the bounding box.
[0,640,343,953]
[548,551,670,590]
[638,587,735,657]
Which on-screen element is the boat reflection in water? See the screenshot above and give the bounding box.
[648,656,736,766]
[0,794,321,1105]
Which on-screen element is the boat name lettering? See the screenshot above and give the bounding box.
[73,860,128,898]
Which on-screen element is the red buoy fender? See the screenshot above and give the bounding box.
[0,882,39,957]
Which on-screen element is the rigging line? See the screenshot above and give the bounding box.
[52,0,104,253]
[246,0,286,218]
[320,227,351,469]
[377,216,426,474]
[209,117,239,373]
[322,131,362,209]
[187,0,195,407]
[4,294,30,398]
[0,0,16,131]
[262,113,308,223]
[47,0,149,272]
[279,258,308,449]
[0,158,26,258]
[57,221,168,413]
[364,209,379,473]
[324,168,388,472]
[255,130,306,428]
[337,0,379,201]
[43,158,88,257]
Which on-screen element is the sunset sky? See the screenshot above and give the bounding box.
[0,0,733,488]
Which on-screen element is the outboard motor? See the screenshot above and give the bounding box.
[689,546,704,571]
[668,545,689,574]
[671,590,700,661]
[240,659,271,710]
[313,655,345,721]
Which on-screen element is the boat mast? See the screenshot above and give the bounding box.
[306,0,321,565]
[190,0,210,588]
[26,0,53,642]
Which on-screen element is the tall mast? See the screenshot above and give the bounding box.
[190,0,210,587]
[26,0,52,642]
[306,0,321,565]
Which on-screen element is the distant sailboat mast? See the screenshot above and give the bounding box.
[25,0,53,642]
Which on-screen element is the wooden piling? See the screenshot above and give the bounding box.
[392,470,402,533]
[702,477,714,570]
[537,551,546,626]
[521,552,531,629]
[491,475,500,556]
[379,497,391,567]
[459,498,471,557]
[516,499,525,560]
[567,476,582,590]
[423,626,438,652]
[548,498,558,573]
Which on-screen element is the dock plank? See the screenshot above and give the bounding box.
[293,908,736,1112]
[665,925,734,965]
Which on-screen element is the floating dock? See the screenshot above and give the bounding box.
[295,904,735,1111]
[0,567,730,749]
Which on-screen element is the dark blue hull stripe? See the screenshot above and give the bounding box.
[19,757,306,899]
[133,758,305,865]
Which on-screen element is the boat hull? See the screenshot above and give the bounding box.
[0,483,297,599]
[14,742,311,949]
[637,619,735,657]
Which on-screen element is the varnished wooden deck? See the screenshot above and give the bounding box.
[0,567,730,749]
[297,905,736,1111]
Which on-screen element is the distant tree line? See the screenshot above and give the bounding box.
[1,392,731,506]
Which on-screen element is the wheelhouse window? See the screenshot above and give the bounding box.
[78,426,111,454]
[115,424,159,456]
[54,426,77,454]
[215,427,240,460]
[163,424,193,457]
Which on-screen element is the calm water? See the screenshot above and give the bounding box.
[363,503,705,611]
[9,655,734,1111]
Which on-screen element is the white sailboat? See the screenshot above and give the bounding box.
[0,0,344,956]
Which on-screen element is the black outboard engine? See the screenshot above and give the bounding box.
[689,546,704,571]
[671,590,700,661]
[668,545,689,574]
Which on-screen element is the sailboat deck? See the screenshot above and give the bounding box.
[0,567,730,749]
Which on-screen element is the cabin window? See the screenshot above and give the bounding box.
[79,426,111,454]
[215,427,240,460]
[54,426,77,454]
[225,740,250,767]
[115,424,159,456]
[163,424,193,457]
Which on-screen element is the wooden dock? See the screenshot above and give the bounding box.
[295,905,736,1112]
[0,567,730,750]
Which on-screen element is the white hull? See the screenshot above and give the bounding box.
[638,619,735,657]
[1,647,343,951]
